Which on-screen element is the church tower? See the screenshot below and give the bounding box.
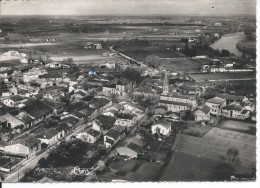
[162,71,169,95]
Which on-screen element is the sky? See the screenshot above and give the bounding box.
[0,0,256,15]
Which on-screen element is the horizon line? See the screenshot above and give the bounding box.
[0,13,256,17]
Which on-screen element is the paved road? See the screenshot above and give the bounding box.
[4,123,91,183]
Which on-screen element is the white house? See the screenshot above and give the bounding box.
[151,120,171,136]
[205,97,226,116]
[194,105,211,122]
[76,129,100,143]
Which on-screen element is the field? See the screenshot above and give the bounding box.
[160,152,224,181]
[0,40,126,64]
[218,120,256,135]
[182,123,213,137]
[161,58,201,72]
[101,157,162,181]
[160,127,256,181]
[115,45,181,61]
[188,72,256,82]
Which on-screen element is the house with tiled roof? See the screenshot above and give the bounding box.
[37,127,65,146]
[9,110,35,129]
[205,97,226,116]
[114,113,136,130]
[222,103,250,120]
[2,95,27,108]
[3,136,41,158]
[0,89,10,97]
[158,100,191,113]
[76,129,101,144]
[216,93,248,105]
[102,77,134,96]
[133,85,162,101]
[41,99,66,114]
[120,102,145,120]
[104,125,126,148]
[60,115,81,130]
[87,97,112,116]
[92,115,116,133]
[117,140,143,158]
[71,90,87,101]
[159,93,197,113]
[194,105,211,122]
[22,100,53,126]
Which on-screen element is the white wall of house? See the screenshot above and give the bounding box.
[151,124,171,135]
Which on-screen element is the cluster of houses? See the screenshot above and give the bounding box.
[76,101,145,149]
[153,72,255,123]
[0,50,256,173]
[199,58,255,73]
[83,42,102,50]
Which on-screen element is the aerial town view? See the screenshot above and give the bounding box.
[0,0,257,184]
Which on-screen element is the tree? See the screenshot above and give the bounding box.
[38,157,48,168]
[226,147,241,168]
[221,49,230,57]
[145,55,162,68]
[123,67,142,82]
[180,110,186,121]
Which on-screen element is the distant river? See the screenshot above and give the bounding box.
[210,32,245,57]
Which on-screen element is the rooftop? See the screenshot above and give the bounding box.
[159,100,189,107]
[94,115,116,130]
[206,97,226,104]
[216,94,246,101]
[116,113,135,120]
[61,116,79,125]
[87,129,100,137]
[89,98,110,109]
[41,99,66,109]
[8,95,25,102]
[105,129,121,140]
[22,100,52,119]
[199,105,211,114]
[152,119,171,129]
[222,103,242,111]
[37,128,60,139]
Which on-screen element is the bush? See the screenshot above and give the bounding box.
[38,157,48,168]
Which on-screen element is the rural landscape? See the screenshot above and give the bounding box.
[0,0,257,184]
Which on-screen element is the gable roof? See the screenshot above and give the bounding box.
[86,129,100,137]
[61,116,79,125]
[159,100,189,107]
[8,95,25,102]
[22,136,41,148]
[22,100,52,119]
[105,129,121,140]
[222,103,242,111]
[94,115,116,130]
[37,128,60,139]
[89,98,110,109]
[41,99,66,109]
[152,119,171,129]
[206,97,225,104]
[126,142,142,153]
[216,94,246,101]
[200,105,211,114]
[116,113,135,120]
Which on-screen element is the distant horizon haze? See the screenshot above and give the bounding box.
[0,0,256,16]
